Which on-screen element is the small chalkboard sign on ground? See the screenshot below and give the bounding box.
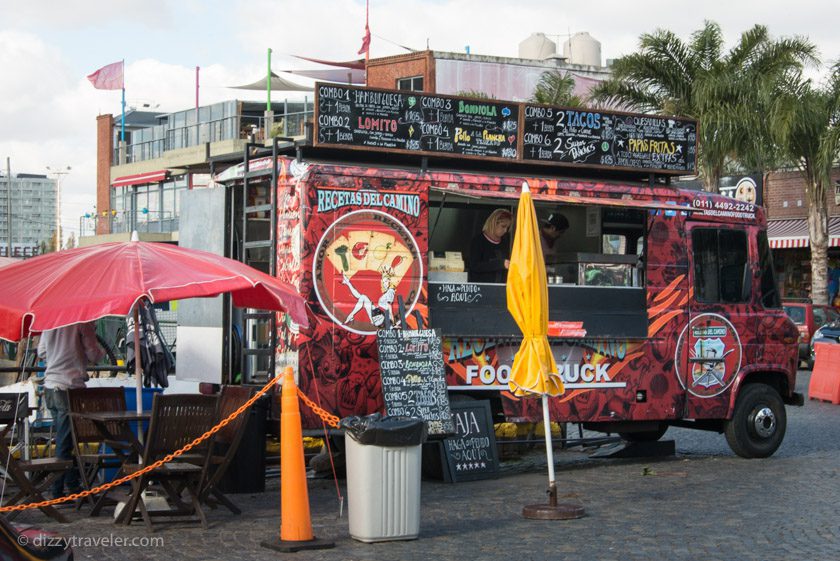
[377,328,454,436]
[440,400,500,483]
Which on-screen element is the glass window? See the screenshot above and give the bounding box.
[814,307,828,327]
[602,234,626,255]
[783,305,805,324]
[692,228,750,303]
[397,76,424,91]
[148,185,160,219]
[162,181,175,219]
[135,185,148,223]
[757,231,780,308]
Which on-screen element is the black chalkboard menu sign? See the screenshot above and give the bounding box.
[377,328,454,435]
[521,105,697,174]
[314,83,520,161]
[441,400,499,482]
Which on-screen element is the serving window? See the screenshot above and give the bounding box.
[427,189,650,339]
[428,190,647,288]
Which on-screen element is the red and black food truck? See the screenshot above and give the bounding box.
[219,84,800,458]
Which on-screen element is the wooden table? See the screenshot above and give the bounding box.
[71,410,151,517]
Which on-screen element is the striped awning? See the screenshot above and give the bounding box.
[111,170,169,188]
[768,217,840,249]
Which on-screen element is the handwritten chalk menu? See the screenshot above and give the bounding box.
[431,283,484,305]
[442,400,499,482]
[315,83,519,161]
[377,328,454,435]
[522,105,697,174]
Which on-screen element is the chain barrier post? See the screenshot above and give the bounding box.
[261,367,335,553]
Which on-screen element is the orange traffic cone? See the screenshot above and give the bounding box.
[261,367,334,552]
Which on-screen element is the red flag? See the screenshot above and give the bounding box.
[87,60,124,90]
[357,0,371,56]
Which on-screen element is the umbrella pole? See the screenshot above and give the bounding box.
[133,306,144,446]
[521,394,586,520]
[541,394,557,505]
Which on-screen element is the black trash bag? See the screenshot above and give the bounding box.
[126,301,174,389]
[340,413,427,446]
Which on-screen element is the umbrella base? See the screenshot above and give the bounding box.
[522,502,585,520]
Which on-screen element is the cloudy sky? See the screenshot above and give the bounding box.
[2,0,838,241]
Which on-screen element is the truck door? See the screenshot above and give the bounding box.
[680,224,754,419]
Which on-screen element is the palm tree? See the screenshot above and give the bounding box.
[773,66,840,304]
[530,71,583,107]
[590,21,815,192]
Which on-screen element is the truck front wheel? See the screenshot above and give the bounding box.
[724,384,786,458]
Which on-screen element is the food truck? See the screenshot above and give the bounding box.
[220,84,800,458]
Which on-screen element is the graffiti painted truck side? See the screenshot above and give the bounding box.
[269,155,800,459]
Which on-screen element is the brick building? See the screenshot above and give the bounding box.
[765,168,840,300]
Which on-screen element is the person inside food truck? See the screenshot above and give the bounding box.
[467,209,512,283]
[539,212,569,257]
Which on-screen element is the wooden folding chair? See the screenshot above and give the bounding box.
[0,393,71,523]
[198,386,255,514]
[67,387,128,508]
[117,394,218,530]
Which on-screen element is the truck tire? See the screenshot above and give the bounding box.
[619,425,668,442]
[724,383,786,458]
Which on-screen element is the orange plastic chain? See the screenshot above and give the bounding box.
[0,375,280,513]
[295,388,340,429]
[0,373,343,514]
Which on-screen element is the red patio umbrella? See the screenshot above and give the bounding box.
[0,240,308,414]
[0,240,307,341]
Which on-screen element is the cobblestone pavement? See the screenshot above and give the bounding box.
[16,371,840,561]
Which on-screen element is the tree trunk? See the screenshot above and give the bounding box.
[702,164,722,194]
[808,179,829,305]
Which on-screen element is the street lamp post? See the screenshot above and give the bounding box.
[46,165,71,250]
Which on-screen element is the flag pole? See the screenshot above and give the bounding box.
[267,48,272,112]
[120,59,126,143]
[196,66,200,144]
[364,0,370,85]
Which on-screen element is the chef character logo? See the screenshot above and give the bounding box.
[734,177,757,204]
[675,313,742,398]
[313,210,422,335]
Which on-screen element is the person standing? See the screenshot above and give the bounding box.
[539,212,569,257]
[38,322,105,499]
[468,209,512,283]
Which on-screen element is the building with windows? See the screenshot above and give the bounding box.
[88,99,313,243]
[764,168,840,300]
[0,173,57,257]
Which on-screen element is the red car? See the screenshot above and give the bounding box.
[782,300,839,368]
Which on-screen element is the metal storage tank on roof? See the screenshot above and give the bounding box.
[518,33,557,60]
[563,32,601,67]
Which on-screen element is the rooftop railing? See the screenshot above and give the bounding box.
[112,108,313,165]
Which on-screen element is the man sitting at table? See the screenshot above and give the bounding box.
[38,322,105,500]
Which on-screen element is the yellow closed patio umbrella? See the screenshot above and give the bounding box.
[506,181,583,520]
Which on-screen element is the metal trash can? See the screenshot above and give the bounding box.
[341,414,427,543]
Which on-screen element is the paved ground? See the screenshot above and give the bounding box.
[15,371,840,561]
